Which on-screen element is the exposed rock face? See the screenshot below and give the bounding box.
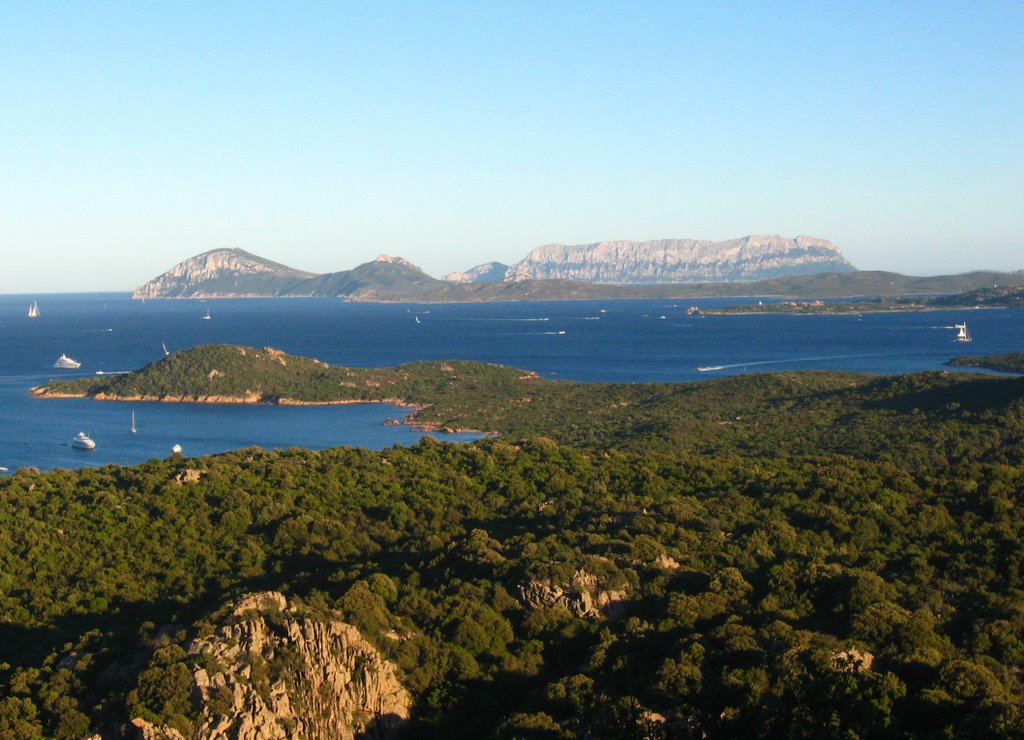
[133,592,410,740]
[373,254,422,271]
[831,648,875,673]
[505,234,854,283]
[133,249,316,299]
[445,261,510,283]
[518,570,627,618]
[131,718,184,739]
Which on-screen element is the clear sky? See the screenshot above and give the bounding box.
[2,1,1022,293]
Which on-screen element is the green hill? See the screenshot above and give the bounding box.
[948,352,1024,374]
[33,344,1024,465]
[9,353,1024,736]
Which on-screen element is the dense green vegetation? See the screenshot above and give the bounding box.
[929,286,1024,309]
[949,352,1024,374]
[8,355,1024,737]
[35,345,539,426]
[35,345,1024,461]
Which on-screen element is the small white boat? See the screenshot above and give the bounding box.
[53,354,81,369]
[955,322,972,342]
[171,443,183,454]
[202,308,211,320]
[130,410,137,434]
[71,432,96,450]
[28,301,40,318]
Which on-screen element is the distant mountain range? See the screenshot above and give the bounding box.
[132,238,1024,302]
[447,235,854,283]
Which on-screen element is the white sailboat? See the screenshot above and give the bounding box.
[130,410,137,434]
[202,308,212,320]
[955,322,972,342]
[162,341,170,356]
[28,301,39,318]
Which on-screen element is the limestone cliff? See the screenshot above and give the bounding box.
[131,592,410,740]
[133,249,317,299]
[505,234,855,283]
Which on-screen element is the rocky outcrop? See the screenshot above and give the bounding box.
[132,592,410,740]
[445,261,509,283]
[133,249,316,299]
[504,235,854,283]
[831,648,875,673]
[518,570,627,618]
[373,254,422,271]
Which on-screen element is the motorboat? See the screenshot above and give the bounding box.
[71,432,96,450]
[53,354,81,369]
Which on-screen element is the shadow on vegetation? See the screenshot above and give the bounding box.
[862,374,1024,415]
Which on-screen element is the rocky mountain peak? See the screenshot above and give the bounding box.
[374,255,422,272]
[445,261,510,283]
[133,249,316,300]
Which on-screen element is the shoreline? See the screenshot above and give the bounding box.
[701,304,999,316]
[28,388,496,436]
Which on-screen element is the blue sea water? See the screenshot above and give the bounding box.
[1,293,1021,471]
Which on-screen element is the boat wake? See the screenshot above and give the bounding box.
[442,317,550,322]
[696,352,894,373]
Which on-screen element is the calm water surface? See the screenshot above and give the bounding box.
[1,293,1020,471]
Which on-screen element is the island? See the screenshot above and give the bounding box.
[131,247,1024,304]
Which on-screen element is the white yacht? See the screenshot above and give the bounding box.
[130,410,137,434]
[955,322,972,342]
[71,432,96,450]
[202,308,212,320]
[171,443,183,455]
[28,301,40,318]
[53,354,81,369]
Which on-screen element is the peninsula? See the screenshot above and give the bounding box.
[698,284,1024,315]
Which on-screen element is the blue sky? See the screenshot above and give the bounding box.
[2,1,1021,292]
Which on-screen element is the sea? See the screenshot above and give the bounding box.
[1,293,1021,472]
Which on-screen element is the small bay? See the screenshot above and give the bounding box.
[1,293,1020,471]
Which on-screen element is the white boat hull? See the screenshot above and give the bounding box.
[71,433,96,450]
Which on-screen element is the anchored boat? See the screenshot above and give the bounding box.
[53,354,81,369]
[71,432,96,450]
